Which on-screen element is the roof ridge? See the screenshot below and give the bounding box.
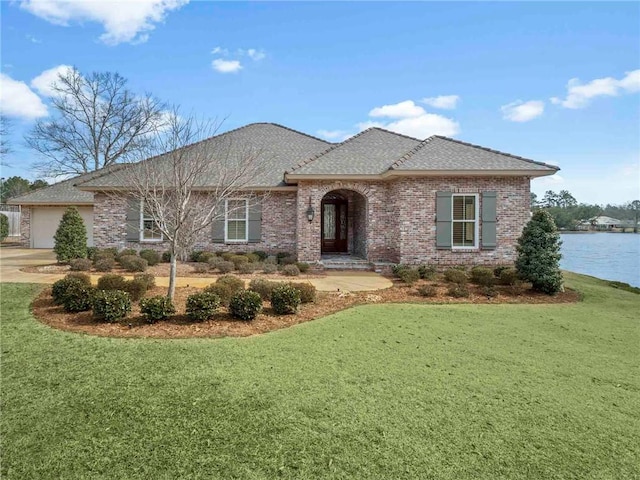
[369,126,422,142]
[260,122,332,145]
[389,135,438,170]
[285,128,377,174]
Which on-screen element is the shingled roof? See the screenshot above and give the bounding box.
[78,123,331,190]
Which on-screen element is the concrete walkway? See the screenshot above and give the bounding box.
[0,248,392,292]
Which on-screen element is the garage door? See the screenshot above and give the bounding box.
[31,207,94,248]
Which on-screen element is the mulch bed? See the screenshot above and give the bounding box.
[31,280,581,339]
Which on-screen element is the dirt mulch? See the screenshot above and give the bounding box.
[31,281,581,339]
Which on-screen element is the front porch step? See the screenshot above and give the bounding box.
[319,258,375,271]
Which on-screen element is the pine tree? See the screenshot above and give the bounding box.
[516,210,563,295]
[53,207,88,263]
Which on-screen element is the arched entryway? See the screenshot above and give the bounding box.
[321,189,367,258]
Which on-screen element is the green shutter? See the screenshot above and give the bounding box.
[212,203,225,243]
[436,191,453,249]
[125,197,141,242]
[481,191,497,250]
[248,201,262,243]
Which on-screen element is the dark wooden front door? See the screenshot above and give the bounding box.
[321,198,348,253]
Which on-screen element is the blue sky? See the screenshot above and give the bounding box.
[1,1,638,204]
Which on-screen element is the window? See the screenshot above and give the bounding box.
[452,194,478,248]
[225,199,248,242]
[140,203,163,242]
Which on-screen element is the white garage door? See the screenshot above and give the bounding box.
[31,207,94,248]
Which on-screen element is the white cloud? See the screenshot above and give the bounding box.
[30,64,74,97]
[211,46,228,55]
[552,69,640,109]
[246,48,265,61]
[0,73,48,119]
[317,129,351,142]
[501,100,545,122]
[369,100,424,119]
[19,0,189,45]
[26,34,41,43]
[421,95,460,110]
[212,59,242,74]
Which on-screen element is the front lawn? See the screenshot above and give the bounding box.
[1,273,639,479]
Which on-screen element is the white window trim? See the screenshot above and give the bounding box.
[139,201,163,242]
[224,198,249,243]
[451,193,479,250]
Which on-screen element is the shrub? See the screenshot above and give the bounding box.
[296,262,310,273]
[93,249,116,264]
[198,252,217,264]
[252,250,268,261]
[216,274,245,293]
[482,285,499,298]
[216,261,235,274]
[229,290,262,321]
[279,255,296,266]
[162,251,172,263]
[116,249,138,261]
[0,213,8,242]
[418,264,437,280]
[608,281,640,295]
[119,255,148,273]
[264,255,277,265]
[140,296,175,323]
[193,263,210,274]
[92,290,131,322]
[444,268,468,284]
[207,256,223,269]
[508,280,525,296]
[69,258,92,271]
[220,252,234,261]
[398,268,420,285]
[62,282,94,312]
[65,272,91,285]
[245,253,260,263]
[516,210,563,295]
[190,250,205,262]
[238,262,257,274]
[124,278,147,301]
[262,263,277,274]
[447,284,470,298]
[204,283,234,306]
[186,291,221,322]
[97,274,128,291]
[392,264,410,277]
[493,265,510,278]
[470,266,495,286]
[86,246,99,261]
[288,282,316,303]
[52,276,90,305]
[271,284,301,315]
[417,285,438,297]
[276,252,293,264]
[94,257,115,272]
[249,278,279,300]
[281,264,300,277]
[134,273,155,290]
[230,254,250,269]
[139,249,161,266]
[498,267,519,286]
[53,207,88,263]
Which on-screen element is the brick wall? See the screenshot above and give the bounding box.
[19,207,31,247]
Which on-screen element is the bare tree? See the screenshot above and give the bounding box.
[1,115,12,164]
[25,68,166,177]
[115,112,267,299]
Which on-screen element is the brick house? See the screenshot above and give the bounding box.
[11,123,558,267]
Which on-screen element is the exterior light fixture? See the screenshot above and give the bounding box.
[306,197,315,222]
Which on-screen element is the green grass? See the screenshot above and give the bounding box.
[1,273,639,479]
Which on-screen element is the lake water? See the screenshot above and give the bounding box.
[559,233,640,287]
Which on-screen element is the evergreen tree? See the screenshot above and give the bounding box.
[516,210,563,295]
[0,213,8,242]
[53,207,87,263]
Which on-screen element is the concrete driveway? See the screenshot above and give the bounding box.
[0,248,392,292]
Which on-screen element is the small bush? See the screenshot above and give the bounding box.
[296,262,310,273]
[216,261,235,274]
[252,250,268,261]
[133,273,155,290]
[398,268,420,285]
[139,249,161,266]
[271,284,301,315]
[229,290,262,321]
[447,284,470,298]
[245,253,260,263]
[203,283,233,306]
[119,255,148,273]
[140,296,175,323]
[482,285,499,298]
[220,252,234,261]
[116,249,138,261]
[52,276,90,305]
[281,264,300,277]
[198,252,217,264]
[444,268,468,284]
[493,265,510,278]
[94,257,115,272]
[264,255,277,265]
[97,274,128,291]
[288,282,316,303]
[93,249,116,264]
[262,263,277,274]
[392,264,410,277]
[92,290,131,322]
[470,266,495,286]
[190,250,205,262]
[498,267,520,286]
[216,274,245,293]
[248,278,279,300]
[276,252,293,264]
[207,256,223,268]
[279,255,296,266]
[62,282,94,312]
[193,263,210,274]
[53,207,88,263]
[186,292,221,322]
[508,280,525,296]
[65,272,91,285]
[230,254,250,269]
[0,213,8,242]
[417,285,438,297]
[418,264,437,280]
[162,251,172,263]
[69,258,92,271]
[238,262,257,274]
[86,246,99,261]
[123,278,147,301]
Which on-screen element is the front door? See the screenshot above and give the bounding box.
[321,198,348,253]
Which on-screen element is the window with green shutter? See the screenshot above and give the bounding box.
[451,194,479,249]
[225,199,248,242]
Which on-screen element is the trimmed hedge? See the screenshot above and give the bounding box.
[0,213,8,242]
[69,258,92,271]
[92,290,131,322]
[271,284,301,315]
[140,296,175,323]
[281,265,300,277]
[229,290,262,321]
[470,266,495,286]
[139,249,161,266]
[119,255,148,273]
[444,268,468,284]
[53,207,87,263]
[97,274,128,291]
[52,275,90,305]
[288,282,317,303]
[186,292,221,322]
[248,278,278,300]
[62,282,94,312]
